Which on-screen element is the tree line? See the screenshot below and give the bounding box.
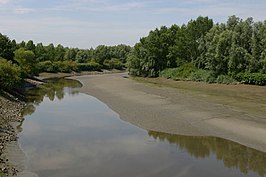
[1,15,266,91]
[0,34,131,90]
[128,16,266,85]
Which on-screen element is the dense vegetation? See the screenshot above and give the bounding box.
[128,16,266,85]
[0,33,131,90]
[1,15,266,91]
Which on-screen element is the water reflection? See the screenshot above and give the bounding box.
[19,79,266,177]
[148,131,266,177]
[22,78,82,116]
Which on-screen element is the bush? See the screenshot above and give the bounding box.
[0,59,21,89]
[38,61,56,72]
[190,69,213,82]
[38,61,78,73]
[103,58,124,70]
[160,63,196,80]
[216,75,236,84]
[77,61,102,71]
[54,61,78,73]
[235,73,266,86]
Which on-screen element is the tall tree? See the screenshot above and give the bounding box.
[0,33,14,61]
[54,44,66,61]
[25,40,36,51]
[75,50,88,63]
[45,43,55,61]
[14,48,36,77]
[94,45,110,65]
[35,43,46,62]
[64,48,77,61]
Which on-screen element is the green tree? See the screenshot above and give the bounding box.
[227,15,240,30]
[186,16,213,63]
[64,48,77,61]
[19,41,26,48]
[228,46,251,75]
[14,48,36,77]
[249,22,263,72]
[209,30,233,75]
[94,45,111,65]
[110,44,132,63]
[75,50,88,63]
[127,43,148,76]
[103,58,123,70]
[0,33,14,61]
[25,40,36,51]
[54,44,66,61]
[35,43,46,62]
[0,58,21,89]
[167,26,188,67]
[45,43,55,61]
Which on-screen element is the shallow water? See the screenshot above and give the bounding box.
[19,79,266,177]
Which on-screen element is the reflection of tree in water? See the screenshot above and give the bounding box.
[148,131,266,177]
[22,78,82,116]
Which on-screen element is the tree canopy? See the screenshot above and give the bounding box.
[128,16,266,84]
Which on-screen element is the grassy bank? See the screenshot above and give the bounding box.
[133,76,266,118]
[159,63,266,86]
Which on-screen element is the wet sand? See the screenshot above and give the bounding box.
[72,73,266,153]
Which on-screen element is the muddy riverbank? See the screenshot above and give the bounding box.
[0,92,25,176]
[72,73,266,153]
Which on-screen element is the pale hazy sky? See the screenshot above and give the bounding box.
[0,0,265,48]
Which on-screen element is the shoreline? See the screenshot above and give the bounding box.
[71,73,266,153]
[0,92,25,176]
[2,72,265,176]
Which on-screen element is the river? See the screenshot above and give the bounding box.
[18,78,266,177]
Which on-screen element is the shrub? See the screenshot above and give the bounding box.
[160,63,196,80]
[0,58,21,89]
[235,73,266,86]
[216,75,236,84]
[14,48,36,77]
[54,61,77,73]
[103,58,124,70]
[77,61,102,71]
[38,61,78,73]
[190,69,213,82]
[38,61,56,72]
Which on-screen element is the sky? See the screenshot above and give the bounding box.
[0,0,266,48]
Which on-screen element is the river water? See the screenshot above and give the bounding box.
[19,79,266,177]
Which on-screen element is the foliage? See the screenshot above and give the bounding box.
[0,58,21,89]
[190,69,214,82]
[38,61,56,73]
[128,16,266,85]
[38,61,78,73]
[235,73,266,86]
[14,48,37,77]
[75,50,89,63]
[54,61,78,73]
[160,63,196,80]
[216,75,236,84]
[77,62,102,71]
[2,15,266,87]
[128,17,213,77]
[160,64,237,84]
[103,58,124,70]
[0,33,14,61]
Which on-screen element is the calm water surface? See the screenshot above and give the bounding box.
[19,79,266,177]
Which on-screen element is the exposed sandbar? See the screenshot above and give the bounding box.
[71,73,266,152]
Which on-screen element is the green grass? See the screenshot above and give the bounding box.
[160,63,238,84]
